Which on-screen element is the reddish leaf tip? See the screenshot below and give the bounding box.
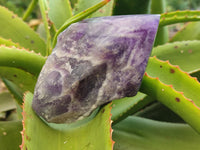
[193,77,198,81]
[175,65,180,69]
[104,0,111,2]
[179,91,184,95]
[109,103,115,149]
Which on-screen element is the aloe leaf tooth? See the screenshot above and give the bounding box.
[32,15,160,124]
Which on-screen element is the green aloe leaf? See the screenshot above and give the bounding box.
[2,78,24,105]
[151,0,168,46]
[38,0,52,55]
[140,62,200,133]
[48,0,73,29]
[0,67,37,92]
[0,112,6,120]
[135,102,185,123]
[36,23,47,41]
[111,93,154,124]
[22,92,113,150]
[0,46,46,77]
[0,46,45,105]
[113,116,200,150]
[151,40,200,73]
[0,5,46,56]
[2,78,23,119]
[170,22,200,42]
[0,121,22,150]
[0,92,16,112]
[112,50,200,127]
[0,36,22,48]
[159,10,200,27]
[22,0,38,21]
[74,0,114,17]
[52,0,111,47]
[146,57,200,106]
[70,0,78,8]
[1,68,34,115]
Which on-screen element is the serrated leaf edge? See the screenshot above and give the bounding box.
[151,56,200,87]
[145,72,200,110]
[160,10,200,27]
[0,44,47,58]
[19,91,29,150]
[109,102,115,150]
[0,5,46,44]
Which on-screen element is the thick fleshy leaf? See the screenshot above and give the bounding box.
[22,0,38,21]
[159,10,200,27]
[21,92,113,150]
[137,49,200,122]
[2,78,24,105]
[0,6,46,55]
[146,57,200,107]
[111,92,154,124]
[151,0,169,46]
[52,0,112,47]
[135,102,185,123]
[74,0,114,17]
[36,23,47,41]
[0,112,6,120]
[0,67,37,92]
[170,22,200,42]
[0,36,21,48]
[32,15,160,123]
[0,46,46,77]
[113,116,200,150]
[38,0,52,55]
[0,121,22,150]
[151,40,200,73]
[48,0,73,29]
[0,92,16,112]
[70,0,78,8]
[140,59,200,133]
[0,46,45,105]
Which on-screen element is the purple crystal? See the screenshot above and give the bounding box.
[32,15,160,123]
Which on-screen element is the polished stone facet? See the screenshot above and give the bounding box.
[32,15,160,123]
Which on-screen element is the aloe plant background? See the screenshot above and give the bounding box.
[0,0,200,150]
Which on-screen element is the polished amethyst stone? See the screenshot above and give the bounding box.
[32,15,160,123]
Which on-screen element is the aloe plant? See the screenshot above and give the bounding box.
[0,0,200,150]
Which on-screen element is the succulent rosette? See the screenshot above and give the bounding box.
[32,15,160,123]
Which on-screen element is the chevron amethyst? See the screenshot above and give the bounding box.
[32,15,160,123]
